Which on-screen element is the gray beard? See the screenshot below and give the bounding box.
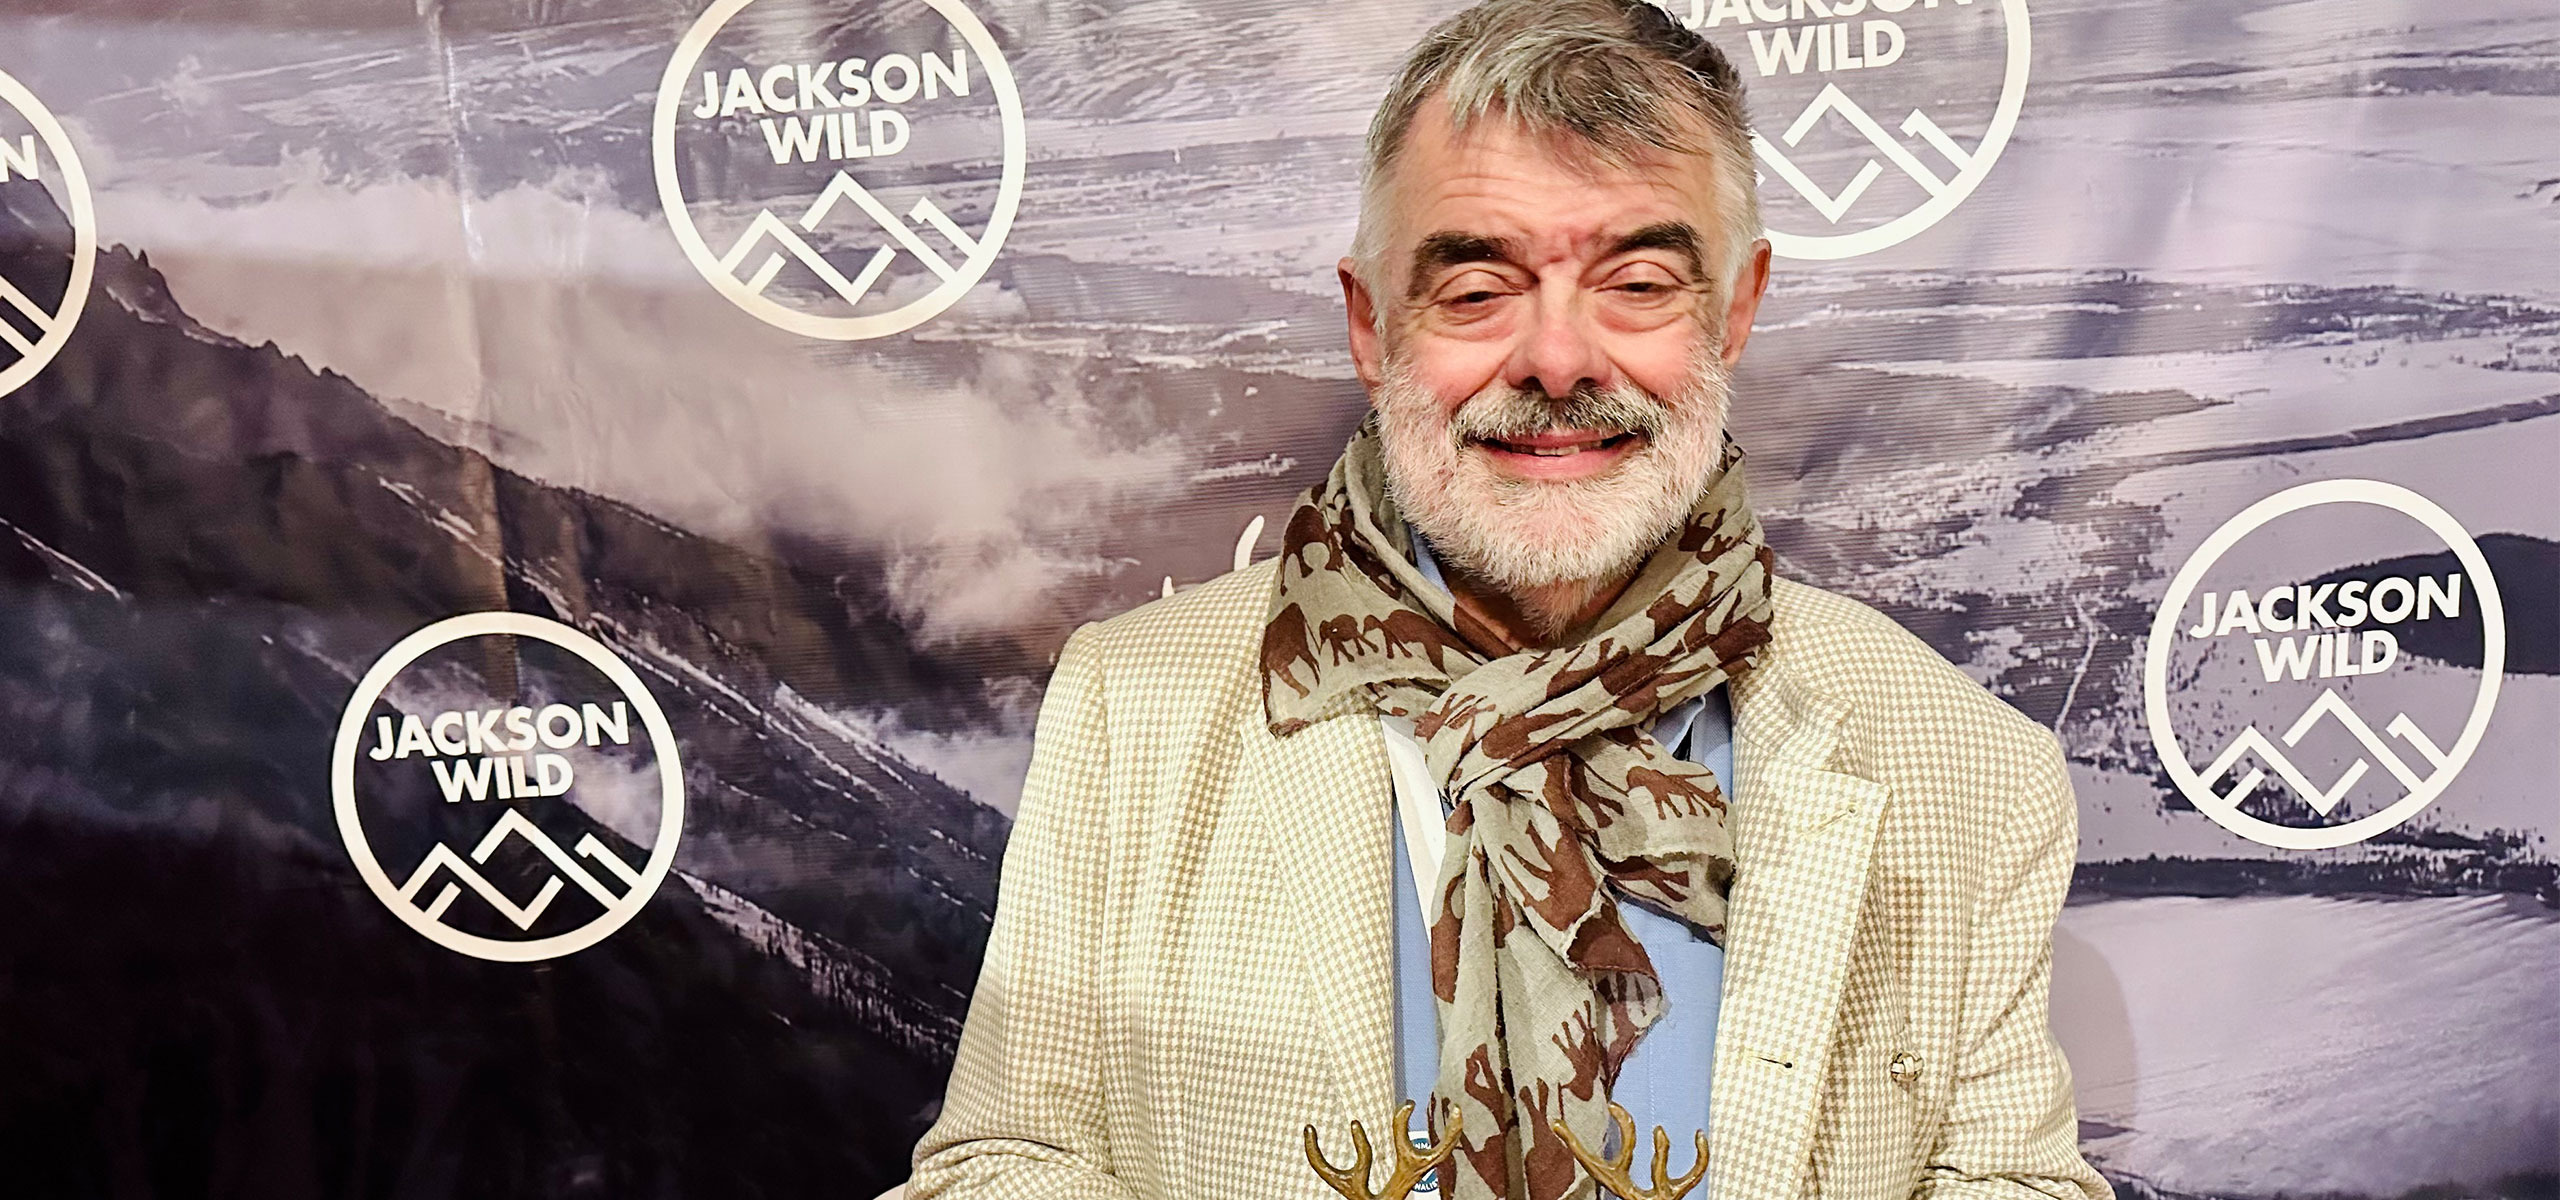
[1374,345,1733,598]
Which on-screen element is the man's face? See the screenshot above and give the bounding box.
[1343,99,1771,593]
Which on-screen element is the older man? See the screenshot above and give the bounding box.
[911,2,2108,1198]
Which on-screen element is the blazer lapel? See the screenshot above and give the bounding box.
[1248,708,1399,1123]
[1707,658,1891,1196]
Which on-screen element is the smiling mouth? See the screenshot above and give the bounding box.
[1474,431,1642,457]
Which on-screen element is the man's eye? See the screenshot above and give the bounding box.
[1438,287,1507,312]
[1615,281,1670,296]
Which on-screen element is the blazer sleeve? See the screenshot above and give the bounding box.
[1912,734,2113,1200]
[910,625,1137,1200]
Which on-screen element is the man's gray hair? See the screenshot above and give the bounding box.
[1353,0,1762,297]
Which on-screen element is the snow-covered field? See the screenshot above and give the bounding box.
[2056,894,2560,1196]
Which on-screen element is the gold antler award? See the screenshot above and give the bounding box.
[1304,1099,1463,1200]
[1550,1102,1706,1200]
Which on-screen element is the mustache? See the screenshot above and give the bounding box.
[1445,382,1669,443]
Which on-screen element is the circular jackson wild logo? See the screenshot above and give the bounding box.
[653,0,1026,340]
[1657,0,2030,260]
[332,614,685,962]
[0,67,96,399]
[2145,481,2506,850]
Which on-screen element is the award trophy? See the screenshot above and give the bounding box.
[1305,1101,1704,1200]
[1551,1102,1707,1200]
[1304,1100,1462,1200]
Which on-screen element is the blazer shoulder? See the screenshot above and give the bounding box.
[1765,576,2063,786]
[1073,557,1277,686]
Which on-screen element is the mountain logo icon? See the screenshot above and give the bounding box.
[2145,480,2506,851]
[1754,83,1984,226]
[333,613,687,963]
[2195,690,2458,818]
[399,809,647,931]
[652,0,1026,341]
[716,172,985,313]
[0,67,95,400]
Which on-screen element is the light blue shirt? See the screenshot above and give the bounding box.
[1392,531,1727,1175]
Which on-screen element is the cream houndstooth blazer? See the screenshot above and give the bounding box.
[911,560,2111,1200]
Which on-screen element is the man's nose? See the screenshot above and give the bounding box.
[1502,287,1611,400]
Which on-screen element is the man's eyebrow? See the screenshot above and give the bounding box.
[1605,221,1705,278]
[1406,231,1520,298]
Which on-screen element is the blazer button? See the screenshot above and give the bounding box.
[1887,1051,1924,1084]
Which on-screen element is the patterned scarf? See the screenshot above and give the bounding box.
[1262,418,1774,1200]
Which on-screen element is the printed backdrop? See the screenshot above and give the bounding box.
[0,0,2552,1197]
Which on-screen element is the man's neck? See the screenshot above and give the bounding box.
[1442,565,1640,653]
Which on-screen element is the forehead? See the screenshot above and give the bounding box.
[1384,99,1723,271]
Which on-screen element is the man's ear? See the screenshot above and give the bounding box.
[1716,239,1773,367]
[1340,257,1385,392]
